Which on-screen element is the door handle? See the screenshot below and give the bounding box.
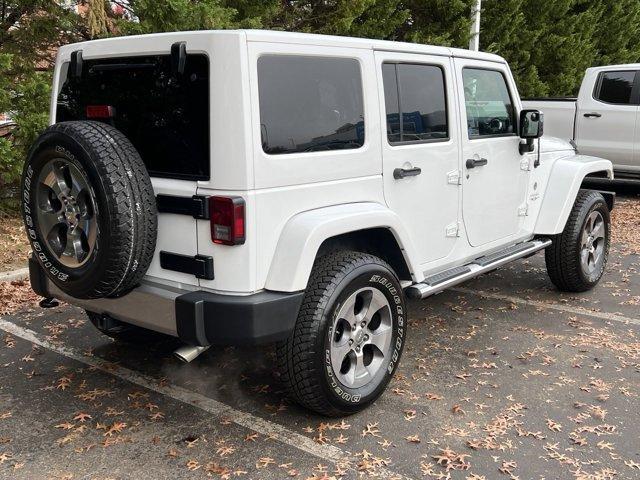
[584,112,602,118]
[393,167,422,179]
[466,158,488,169]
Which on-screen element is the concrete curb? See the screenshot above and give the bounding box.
[0,267,29,282]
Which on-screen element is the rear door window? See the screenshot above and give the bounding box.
[257,55,365,154]
[595,71,637,104]
[382,63,448,144]
[56,54,210,180]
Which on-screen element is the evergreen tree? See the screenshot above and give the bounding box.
[120,0,237,33]
[269,1,471,46]
[0,1,83,206]
[591,0,640,66]
[398,0,474,47]
[221,0,282,29]
[479,0,542,94]
[483,0,600,97]
[4,0,640,207]
[87,0,110,37]
[276,0,381,35]
[344,0,410,40]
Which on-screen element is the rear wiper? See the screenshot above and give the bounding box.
[89,63,157,73]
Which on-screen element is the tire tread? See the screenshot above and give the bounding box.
[276,250,398,416]
[545,189,609,292]
[25,121,157,298]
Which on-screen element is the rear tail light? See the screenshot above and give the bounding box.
[209,196,245,245]
[86,105,115,119]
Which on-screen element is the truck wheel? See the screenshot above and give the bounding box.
[276,251,406,416]
[545,190,610,292]
[21,121,157,299]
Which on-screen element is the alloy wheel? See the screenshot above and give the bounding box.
[35,159,97,268]
[580,210,605,275]
[330,287,393,389]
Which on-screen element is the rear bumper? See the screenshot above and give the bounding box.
[29,257,304,346]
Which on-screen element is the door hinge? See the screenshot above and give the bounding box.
[156,194,210,219]
[520,158,531,171]
[518,204,529,216]
[445,222,461,237]
[447,169,462,185]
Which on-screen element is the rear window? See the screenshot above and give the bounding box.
[595,71,637,104]
[257,55,365,154]
[56,54,209,180]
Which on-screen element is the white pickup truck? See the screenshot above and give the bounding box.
[523,64,640,178]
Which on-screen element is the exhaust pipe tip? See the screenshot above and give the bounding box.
[174,345,210,363]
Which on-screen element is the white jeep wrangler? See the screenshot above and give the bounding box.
[22,30,614,416]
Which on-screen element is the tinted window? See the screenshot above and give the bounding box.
[258,55,364,154]
[596,71,636,104]
[382,63,401,142]
[382,63,448,143]
[57,54,209,180]
[463,69,515,138]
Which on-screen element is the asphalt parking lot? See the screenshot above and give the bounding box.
[0,185,639,480]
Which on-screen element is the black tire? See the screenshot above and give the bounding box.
[276,251,406,416]
[22,121,157,299]
[86,311,155,343]
[545,189,610,292]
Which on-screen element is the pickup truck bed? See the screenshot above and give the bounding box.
[523,64,640,177]
[522,98,577,141]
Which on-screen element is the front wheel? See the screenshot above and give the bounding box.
[276,251,406,416]
[545,189,610,292]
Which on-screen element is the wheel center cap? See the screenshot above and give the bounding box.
[64,204,78,224]
[355,330,365,344]
[586,236,594,249]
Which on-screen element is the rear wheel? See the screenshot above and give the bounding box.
[545,190,610,292]
[276,251,406,416]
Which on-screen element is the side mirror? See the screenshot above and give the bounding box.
[519,109,544,139]
[519,109,543,154]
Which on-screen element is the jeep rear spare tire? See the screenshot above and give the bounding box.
[22,121,157,299]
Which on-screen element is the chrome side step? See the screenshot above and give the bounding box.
[423,265,472,286]
[406,239,552,300]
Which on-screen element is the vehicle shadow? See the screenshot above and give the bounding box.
[88,331,301,416]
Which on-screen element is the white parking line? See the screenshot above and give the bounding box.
[0,267,29,282]
[452,287,640,327]
[0,317,412,480]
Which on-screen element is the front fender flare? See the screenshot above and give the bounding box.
[534,154,613,235]
[265,203,420,292]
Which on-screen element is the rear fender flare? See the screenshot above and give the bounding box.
[264,203,420,292]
